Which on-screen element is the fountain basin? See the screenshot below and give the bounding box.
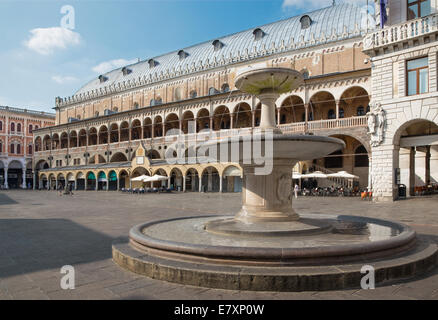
[112,213,437,291]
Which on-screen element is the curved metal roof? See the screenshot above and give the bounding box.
[74,4,370,96]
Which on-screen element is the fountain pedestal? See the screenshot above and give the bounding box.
[113,67,437,291]
[237,159,299,222]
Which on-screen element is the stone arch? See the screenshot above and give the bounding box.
[153,116,163,137]
[88,127,98,145]
[213,105,231,130]
[76,171,85,190]
[69,130,77,148]
[131,119,142,140]
[233,102,251,128]
[120,121,129,142]
[169,167,183,190]
[86,171,96,190]
[164,113,180,135]
[52,133,60,149]
[182,111,195,134]
[339,86,370,118]
[147,149,161,159]
[98,125,108,144]
[185,168,199,192]
[279,95,306,124]
[200,166,220,192]
[392,118,438,146]
[196,108,210,132]
[78,129,87,147]
[143,117,152,138]
[110,152,128,163]
[34,136,42,152]
[109,123,119,143]
[43,134,51,150]
[308,91,336,121]
[118,170,129,189]
[221,165,243,192]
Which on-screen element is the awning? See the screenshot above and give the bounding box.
[326,171,359,179]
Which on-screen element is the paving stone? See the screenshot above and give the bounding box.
[0,190,437,299]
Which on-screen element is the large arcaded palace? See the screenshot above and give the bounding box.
[32,1,438,201]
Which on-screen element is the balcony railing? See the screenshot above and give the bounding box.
[363,13,438,51]
[34,116,367,155]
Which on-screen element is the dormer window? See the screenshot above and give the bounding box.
[98,75,108,83]
[221,83,230,93]
[148,59,157,68]
[178,50,189,60]
[253,28,264,41]
[212,40,224,51]
[300,15,312,29]
[121,67,131,76]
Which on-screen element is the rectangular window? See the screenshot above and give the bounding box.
[407,57,428,95]
[407,0,431,20]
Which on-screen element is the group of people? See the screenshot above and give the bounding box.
[294,184,361,198]
[57,182,74,196]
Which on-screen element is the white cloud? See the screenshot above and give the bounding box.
[51,75,79,84]
[92,58,138,74]
[24,27,81,55]
[282,0,367,10]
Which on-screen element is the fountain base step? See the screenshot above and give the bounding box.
[112,237,437,291]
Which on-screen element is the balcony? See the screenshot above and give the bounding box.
[34,116,367,156]
[363,13,438,52]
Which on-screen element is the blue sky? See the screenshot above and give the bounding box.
[0,0,367,113]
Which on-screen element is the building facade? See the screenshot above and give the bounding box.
[33,4,375,193]
[0,106,55,189]
[363,0,438,200]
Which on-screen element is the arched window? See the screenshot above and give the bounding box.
[0,121,3,130]
[221,83,230,93]
[327,109,336,119]
[0,140,2,152]
[11,123,15,132]
[29,124,33,133]
[150,97,162,106]
[339,108,345,118]
[190,90,197,99]
[17,123,21,132]
[16,144,21,154]
[300,15,312,29]
[10,144,15,154]
[357,106,365,116]
[209,87,218,96]
[212,40,224,51]
[253,28,264,41]
[35,125,39,130]
[28,144,33,155]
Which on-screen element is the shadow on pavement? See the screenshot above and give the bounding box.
[0,193,18,205]
[0,218,116,278]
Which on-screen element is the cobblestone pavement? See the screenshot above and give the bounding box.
[0,190,437,300]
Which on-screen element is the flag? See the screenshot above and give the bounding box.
[380,0,388,28]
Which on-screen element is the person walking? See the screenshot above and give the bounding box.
[58,183,63,196]
[294,184,299,199]
[68,183,74,196]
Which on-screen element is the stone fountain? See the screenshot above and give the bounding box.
[113,68,437,291]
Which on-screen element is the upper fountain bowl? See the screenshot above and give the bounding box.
[235,67,304,95]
